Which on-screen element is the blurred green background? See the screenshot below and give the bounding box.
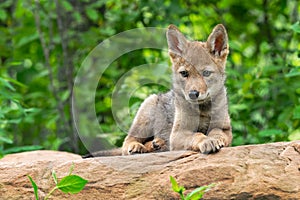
[0,0,299,157]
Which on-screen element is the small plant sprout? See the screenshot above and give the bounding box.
[28,163,88,200]
[170,176,215,200]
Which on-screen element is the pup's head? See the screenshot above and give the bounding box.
[167,24,229,104]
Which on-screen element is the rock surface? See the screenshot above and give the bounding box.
[0,141,300,200]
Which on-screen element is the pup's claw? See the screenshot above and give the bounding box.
[127,142,147,155]
[198,138,225,154]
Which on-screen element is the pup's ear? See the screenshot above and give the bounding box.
[166,24,187,56]
[207,24,229,58]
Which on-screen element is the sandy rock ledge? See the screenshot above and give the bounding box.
[0,141,300,200]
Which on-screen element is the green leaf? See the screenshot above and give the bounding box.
[86,8,98,21]
[8,61,23,66]
[15,33,39,48]
[258,129,283,137]
[170,176,180,192]
[1,76,27,88]
[27,175,39,200]
[3,145,43,154]
[61,90,70,102]
[0,9,7,21]
[285,67,300,78]
[170,176,185,199]
[293,106,300,119]
[52,170,58,185]
[61,0,73,12]
[230,104,248,111]
[0,77,15,91]
[186,190,205,200]
[24,108,41,114]
[57,175,88,194]
[185,183,215,200]
[24,58,32,68]
[0,136,13,144]
[288,129,300,141]
[291,21,300,33]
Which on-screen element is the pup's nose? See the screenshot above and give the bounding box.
[189,90,199,99]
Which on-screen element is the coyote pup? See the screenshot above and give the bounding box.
[122,24,232,155]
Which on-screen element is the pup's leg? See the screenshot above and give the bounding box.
[190,128,232,154]
[122,94,159,155]
[122,135,148,155]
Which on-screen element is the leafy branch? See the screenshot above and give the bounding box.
[28,164,88,200]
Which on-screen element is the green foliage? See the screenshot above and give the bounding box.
[170,176,215,200]
[227,5,300,145]
[0,0,299,155]
[291,22,300,33]
[56,175,88,194]
[0,76,42,158]
[28,164,88,200]
[170,176,186,199]
[28,175,39,200]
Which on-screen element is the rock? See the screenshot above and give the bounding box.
[0,141,300,200]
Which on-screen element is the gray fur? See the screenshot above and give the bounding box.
[121,24,233,155]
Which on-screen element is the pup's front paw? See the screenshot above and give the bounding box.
[152,138,167,150]
[198,138,224,154]
[122,142,147,155]
[144,137,167,152]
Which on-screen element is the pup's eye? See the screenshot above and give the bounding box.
[179,70,189,78]
[203,70,212,77]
